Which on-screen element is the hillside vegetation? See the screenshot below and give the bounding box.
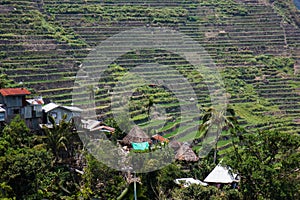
[0,0,300,145]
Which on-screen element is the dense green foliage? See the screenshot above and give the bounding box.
[0,0,300,199]
[225,130,300,200]
[0,116,51,199]
[42,115,79,163]
[0,111,299,199]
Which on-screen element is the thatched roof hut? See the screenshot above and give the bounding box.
[122,125,151,145]
[175,143,199,162]
[169,140,182,151]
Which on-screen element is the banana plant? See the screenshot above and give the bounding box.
[42,114,73,164]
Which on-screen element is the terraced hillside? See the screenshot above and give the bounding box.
[1,0,300,149]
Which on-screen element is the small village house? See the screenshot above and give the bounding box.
[81,119,115,133]
[42,102,82,125]
[25,97,44,130]
[175,142,199,162]
[121,125,152,146]
[0,88,31,122]
[0,88,83,130]
[0,88,46,129]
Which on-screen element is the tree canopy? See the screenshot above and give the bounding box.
[0,111,299,199]
[225,130,300,200]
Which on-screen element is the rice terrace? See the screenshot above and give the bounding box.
[0,0,299,199]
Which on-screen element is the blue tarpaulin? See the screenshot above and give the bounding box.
[131,142,149,150]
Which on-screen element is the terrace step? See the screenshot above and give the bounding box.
[1,0,300,138]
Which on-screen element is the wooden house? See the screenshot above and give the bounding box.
[0,88,31,122]
[25,97,44,130]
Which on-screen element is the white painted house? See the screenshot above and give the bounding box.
[43,102,82,124]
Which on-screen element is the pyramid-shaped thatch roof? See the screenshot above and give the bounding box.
[175,143,199,162]
[122,125,151,145]
[169,140,182,151]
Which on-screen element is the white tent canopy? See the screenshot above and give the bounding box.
[204,164,239,184]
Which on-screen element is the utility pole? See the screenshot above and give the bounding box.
[134,172,137,200]
[125,171,140,200]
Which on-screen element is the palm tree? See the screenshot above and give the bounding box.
[42,114,74,163]
[195,107,238,164]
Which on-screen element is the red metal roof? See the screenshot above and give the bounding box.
[0,88,31,96]
[151,134,169,142]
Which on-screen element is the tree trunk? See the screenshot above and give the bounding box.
[213,140,218,164]
[213,149,217,164]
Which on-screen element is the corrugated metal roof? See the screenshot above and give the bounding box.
[152,134,169,142]
[174,178,208,187]
[91,125,115,132]
[43,103,82,113]
[0,88,31,96]
[63,105,82,112]
[43,102,60,113]
[26,98,44,105]
[82,119,101,130]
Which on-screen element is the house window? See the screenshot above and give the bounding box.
[13,109,20,114]
[50,112,57,119]
[0,113,5,121]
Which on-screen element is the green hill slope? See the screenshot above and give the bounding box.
[0,0,299,141]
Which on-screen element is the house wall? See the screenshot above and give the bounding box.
[23,105,43,130]
[47,107,74,124]
[24,106,32,119]
[34,104,43,118]
[0,93,44,129]
[0,96,3,104]
[1,96,24,107]
[25,117,42,130]
[0,95,26,122]
[23,105,42,119]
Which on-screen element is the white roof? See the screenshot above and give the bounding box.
[204,164,238,184]
[43,103,60,113]
[0,107,5,112]
[175,178,208,187]
[43,103,82,113]
[63,105,82,113]
[81,119,115,132]
[81,119,101,130]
